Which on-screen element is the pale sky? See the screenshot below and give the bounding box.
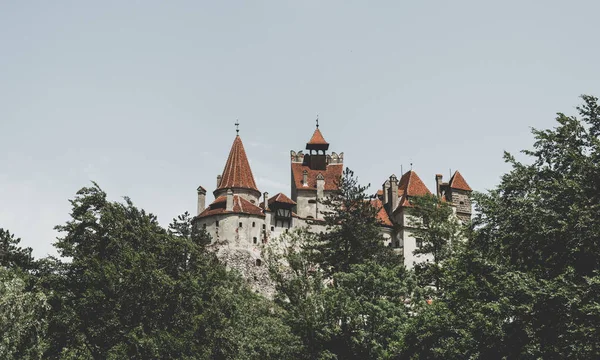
[1,1,599,258]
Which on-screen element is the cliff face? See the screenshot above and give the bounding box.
[209,242,275,298]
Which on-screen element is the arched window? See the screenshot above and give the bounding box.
[253,237,257,244]
[255,259,262,266]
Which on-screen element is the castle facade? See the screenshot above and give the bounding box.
[193,125,472,269]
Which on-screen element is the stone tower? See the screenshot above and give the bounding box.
[290,125,344,220]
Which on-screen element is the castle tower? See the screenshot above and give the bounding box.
[445,171,472,223]
[290,123,343,220]
[213,135,261,204]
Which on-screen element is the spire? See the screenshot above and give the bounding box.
[306,120,330,151]
[217,135,259,192]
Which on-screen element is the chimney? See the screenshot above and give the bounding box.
[263,192,269,211]
[302,170,308,186]
[316,173,325,200]
[382,180,390,205]
[217,175,222,188]
[197,186,206,215]
[389,174,398,212]
[316,173,325,219]
[226,189,234,211]
[435,174,443,198]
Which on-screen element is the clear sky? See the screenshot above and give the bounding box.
[1,1,599,258]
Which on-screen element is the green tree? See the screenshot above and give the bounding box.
[408,194,463,293]
[400,95,600,359]
[268,168,415,359]
[268,229,416,360]
[0,228,35,272]
[318,167,396,274]
[43,183,300,359]
[0,267,49,359]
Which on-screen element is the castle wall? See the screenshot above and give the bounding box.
[197,214,265,247]
[295,190,317,219]
[401,226,433,268]
[449,189,471,215]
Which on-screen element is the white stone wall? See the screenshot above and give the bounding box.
[295,189,335,220]
[295,190,317,219]
[197,214,265,248]
[401,226,433,269]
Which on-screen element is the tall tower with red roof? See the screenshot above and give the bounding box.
[213,135,262,204]
[290,124,344,220]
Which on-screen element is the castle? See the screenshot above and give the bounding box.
[193,125,472,269]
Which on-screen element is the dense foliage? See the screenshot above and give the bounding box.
[1,96,600,359]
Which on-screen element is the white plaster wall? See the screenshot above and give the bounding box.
[296,190,317,219]
[196,214,265,248]
[401,220,433,269]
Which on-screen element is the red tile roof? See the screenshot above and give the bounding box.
[398,170,432,197]
[291,163,343,191]
[217,136,259,192]
[370,198,393,227]
[197,194,264,218]
[307,128,329,145]
[268,193,296,206]
[449,171,472,191]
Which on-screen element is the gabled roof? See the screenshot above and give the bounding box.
[291,163,343,191]
[398,170,432,197]
[307,128,329,145]
[268,193,296,206]
[197,194,264,218]
[217,136,259,192]
[449,171,472,191]
[370,198,393,227]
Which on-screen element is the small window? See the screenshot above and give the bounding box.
[253,237,257,244]
[216,221,219,227]
[271,226,274,231]
[308,199,317,204]
[239,222,243,228]
[416,239,423,248]
[262,224,266,230]
[202,223,207,229]
[459,201,465,205]
[285,229,289,233]
[252,222,256,227]
[256,259,262,266]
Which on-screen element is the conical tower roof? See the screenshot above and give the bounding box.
[398,170,432,197]
[449,171,472,191]
[217,135,259,192]
[307,128,329,145]
[306,127,330,151]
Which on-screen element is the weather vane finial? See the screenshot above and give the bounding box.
[316,114,319,129]
[235,119,239,135]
